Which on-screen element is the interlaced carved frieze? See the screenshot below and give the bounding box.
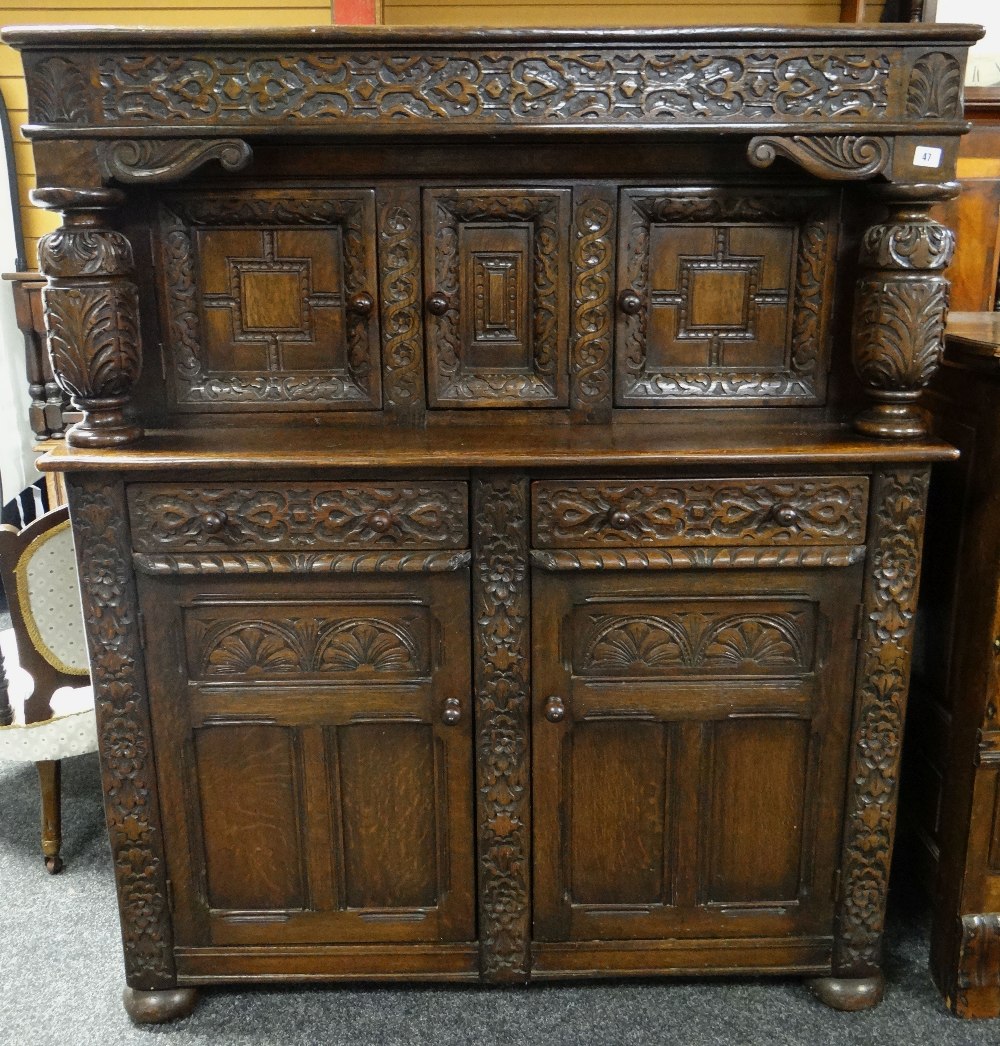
[67,477,174,988]
[834,467,929,975]
[127,482,469,551]
[532,477,869,548]
[472,476,531,980]
[93,49,891,127]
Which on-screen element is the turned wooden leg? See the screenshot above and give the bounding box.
[806,974,885,1011]
[122,987,198,1024]
[36,759,63,874]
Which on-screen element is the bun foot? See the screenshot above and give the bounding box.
[122,987,198,1024]
[806,974,885,1011]
[44,855,64,875]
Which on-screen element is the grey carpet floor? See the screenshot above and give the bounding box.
[2,753,999,1046]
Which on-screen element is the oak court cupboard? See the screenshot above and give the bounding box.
[1,21,983,1023]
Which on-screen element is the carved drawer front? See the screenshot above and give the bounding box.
[615,188,837,407]
[532,476,868,549]
[155,189,381,412]
[423,187,571,408]
[128,482,469,552]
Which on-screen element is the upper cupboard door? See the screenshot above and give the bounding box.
[423,188,571,408]
[615,189,838,408]
[156,190,381,412]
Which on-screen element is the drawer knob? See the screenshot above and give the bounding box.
[347,291,375,316]
[200,509,228,535]
[442,698,462,725]
[609,510,633,530]
[544,695,567,723]
[368,509,393,533]
[618,289,642,315]
[772,504,801,528]
[426,292,451,316]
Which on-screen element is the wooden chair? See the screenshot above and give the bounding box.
[0,506,96,872]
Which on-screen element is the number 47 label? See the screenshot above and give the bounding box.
[913,145,943,168]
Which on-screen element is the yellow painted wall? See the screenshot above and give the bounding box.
[2,1,886,266]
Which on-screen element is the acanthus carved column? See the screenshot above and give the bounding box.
[852,184,957,439]
[33,186,144,448]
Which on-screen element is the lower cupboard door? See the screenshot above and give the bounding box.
[138,570,475,948]
[531,565,862,945]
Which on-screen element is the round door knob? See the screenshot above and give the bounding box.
[347,291,374,315]
[443,698,462,725]
[772,504,801,528]
[368,509,393,533]
[618,289,642,315]
[426,292,450,316]
[609,510,633,530]
[544,695,566,723]
[200,509,228,534]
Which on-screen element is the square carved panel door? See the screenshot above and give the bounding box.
[532,565,861,951]
[156,189,381,412]
[423,187,571,408]
[138,569,474,950]
[615,189,838,407]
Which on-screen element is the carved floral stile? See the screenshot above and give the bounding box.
[473,477,531,980]
[67,477,174,988]
[835,467,929,974]
[571,194,615,417]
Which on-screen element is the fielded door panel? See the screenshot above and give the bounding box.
[138,569,474,949]
[532,565,861,943]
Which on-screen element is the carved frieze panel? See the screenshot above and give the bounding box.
[615,189,837,406]
[424,188,570,407]
[532,476,869,548]
[571,597,817,679]
[155,191,380,411]
[184,601,431,682]
[127,482,469,552]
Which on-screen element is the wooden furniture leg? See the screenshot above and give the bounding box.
[36,759,63,874]
[122,988,198,1025]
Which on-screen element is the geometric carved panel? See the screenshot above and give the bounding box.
[616,189,837,406]
[156,190,381,411]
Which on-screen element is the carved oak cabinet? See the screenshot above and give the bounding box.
[2,22,982,1023]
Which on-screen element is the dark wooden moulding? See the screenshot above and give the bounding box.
[2,22,983,1024]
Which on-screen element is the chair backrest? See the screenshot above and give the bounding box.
[0,506,88,725]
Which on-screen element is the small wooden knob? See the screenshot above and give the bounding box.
[544,695,566,723]
[609,511,633,530]
[618,289,642,315]
[772,504,801,528]
[426,292,450,316]
[200,510,228,534]
[347,291,374,315]
[368,509,393,533]
[443,698,462,725]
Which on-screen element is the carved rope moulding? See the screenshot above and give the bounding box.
[79,50,894,126]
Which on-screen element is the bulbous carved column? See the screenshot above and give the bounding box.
[32,187,143,447]
[852,184,957,439]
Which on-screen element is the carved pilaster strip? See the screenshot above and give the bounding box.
[833,467,930,976]
[67,475,175,989]
[378,186,426,421]
[97,138,252,183]
[747,134,890,180]
[33,187,143,447]
[570,188,615,421]
[852,187,957,439]
[472,475,531,981]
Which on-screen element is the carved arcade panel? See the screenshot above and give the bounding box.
[615,189,837,406]
[424,188,570,407]
[155,190,381,412]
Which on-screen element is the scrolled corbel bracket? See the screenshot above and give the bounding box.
[747,134,891,181]
[851,182,959,439]
[97,138,253,184]
[32,185,144,448]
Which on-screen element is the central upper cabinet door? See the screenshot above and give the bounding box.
[615,188,838,407]
[423,188,571,408]
[156,190,381,412]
